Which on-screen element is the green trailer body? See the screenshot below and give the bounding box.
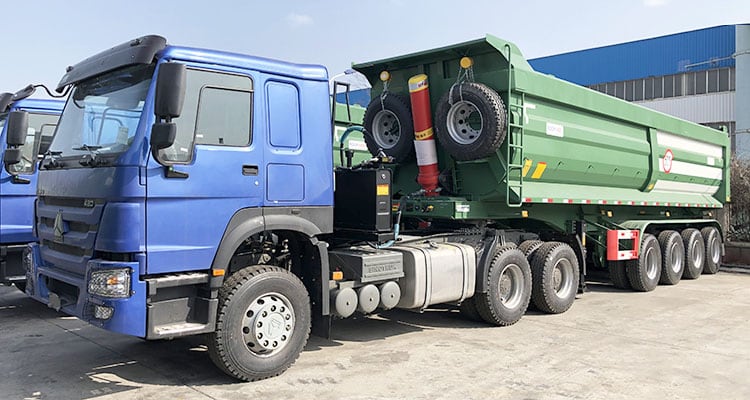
[353,35,730,239]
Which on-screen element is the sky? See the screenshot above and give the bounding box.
[2,0,748,97]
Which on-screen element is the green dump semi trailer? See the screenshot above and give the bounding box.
[352,34,729,296]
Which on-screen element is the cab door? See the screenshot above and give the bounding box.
[145,65,261,274]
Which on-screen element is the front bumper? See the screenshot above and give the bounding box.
[26,243,147,337]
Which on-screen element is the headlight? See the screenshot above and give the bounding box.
[88,268,131,298]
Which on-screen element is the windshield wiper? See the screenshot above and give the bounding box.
[74,144,107,167]
[41,150,63,169]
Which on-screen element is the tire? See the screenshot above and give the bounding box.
[701,227,721,274]
[626,233,662,292]
[474,246,532,326]
[608,261,631,290]
[458,297,484,322]
[362,93,414,163]
[208,265,311,381]
[657,231,684,285]
[529,242,580,314]
[518,240,544,259]
[434,82,506,161]
[681,229,704,280]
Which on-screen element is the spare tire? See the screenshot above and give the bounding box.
[434,82,506,161]
[362,93,414,163]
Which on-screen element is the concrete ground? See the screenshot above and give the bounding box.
[1,271,749,400]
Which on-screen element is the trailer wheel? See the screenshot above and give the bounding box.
[626,234,662,292]
[518,240,544,259]
[657,230,684,285]
[434,82,506,161]
[681,229,704,279]
[529,242,580,314]
[701,227,721,274]
[362,93,414,163]
[458,297,483,322]
[208,265,311,382]
[474,246,531,326]
[608,261,631,290]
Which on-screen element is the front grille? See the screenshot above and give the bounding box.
[43,240,92,257]
[37,197,104,275]
[42,197,102,208]
[40,217,95,233]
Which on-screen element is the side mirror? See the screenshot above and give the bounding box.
[150,122,176,162]
[6,110,29,146]
[154,63,186,120]
[0,92,12,111]
[3,148,22,166]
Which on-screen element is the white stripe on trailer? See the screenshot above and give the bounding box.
[659,159,723,179]
[652,180,720,195]
[656,131,723,159]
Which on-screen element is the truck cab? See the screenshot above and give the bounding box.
[0,94,63,291]
[27,36,334,343]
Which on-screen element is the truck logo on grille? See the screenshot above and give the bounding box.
[54,211,67,241]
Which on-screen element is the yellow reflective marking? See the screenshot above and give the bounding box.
[377,184,389,196]
[522,159,532,177]
[414,128,433,140]
[531,162,547,179]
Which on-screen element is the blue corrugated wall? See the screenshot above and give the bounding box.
[529,25,736,86]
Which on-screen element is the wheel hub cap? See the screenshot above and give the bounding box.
[242,293,295,355]
[372,110,401,149]
[498,264,523,309]
[446,101,483,145]
[553,259,574,299]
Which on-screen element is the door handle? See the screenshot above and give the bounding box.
[242,165,259,176]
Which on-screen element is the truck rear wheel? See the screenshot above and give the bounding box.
[208,265,311,381]
[700,227,721,274]
[362,93,414,163]
[529,242,580,314]
[608,261,631,290]
[657,230,684,285]
[518,240,544,259]
[681,229,704,279]
[474,246,531,326]
[626,233,661,292]
[434,82,506,161]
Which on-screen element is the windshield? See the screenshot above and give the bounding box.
[49,64,154,159]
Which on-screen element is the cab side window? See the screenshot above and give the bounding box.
[159,68,253,163]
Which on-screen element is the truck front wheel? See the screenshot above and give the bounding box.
[208,265,311,381]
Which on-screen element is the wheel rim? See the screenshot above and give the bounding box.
[691,239,703,268]
[644,246,658,280]
[371,109,401,150]
[552,258,575,299]
[498,263,524,309]
[446,100,483,145]
[708,235,721,264]
[241,292,295,357]
[669,241,684,274]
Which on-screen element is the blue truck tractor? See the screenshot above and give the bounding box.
[9,35,727,382]
[0,89,62,292]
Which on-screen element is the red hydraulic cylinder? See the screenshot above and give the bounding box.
[408,74,439,196]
